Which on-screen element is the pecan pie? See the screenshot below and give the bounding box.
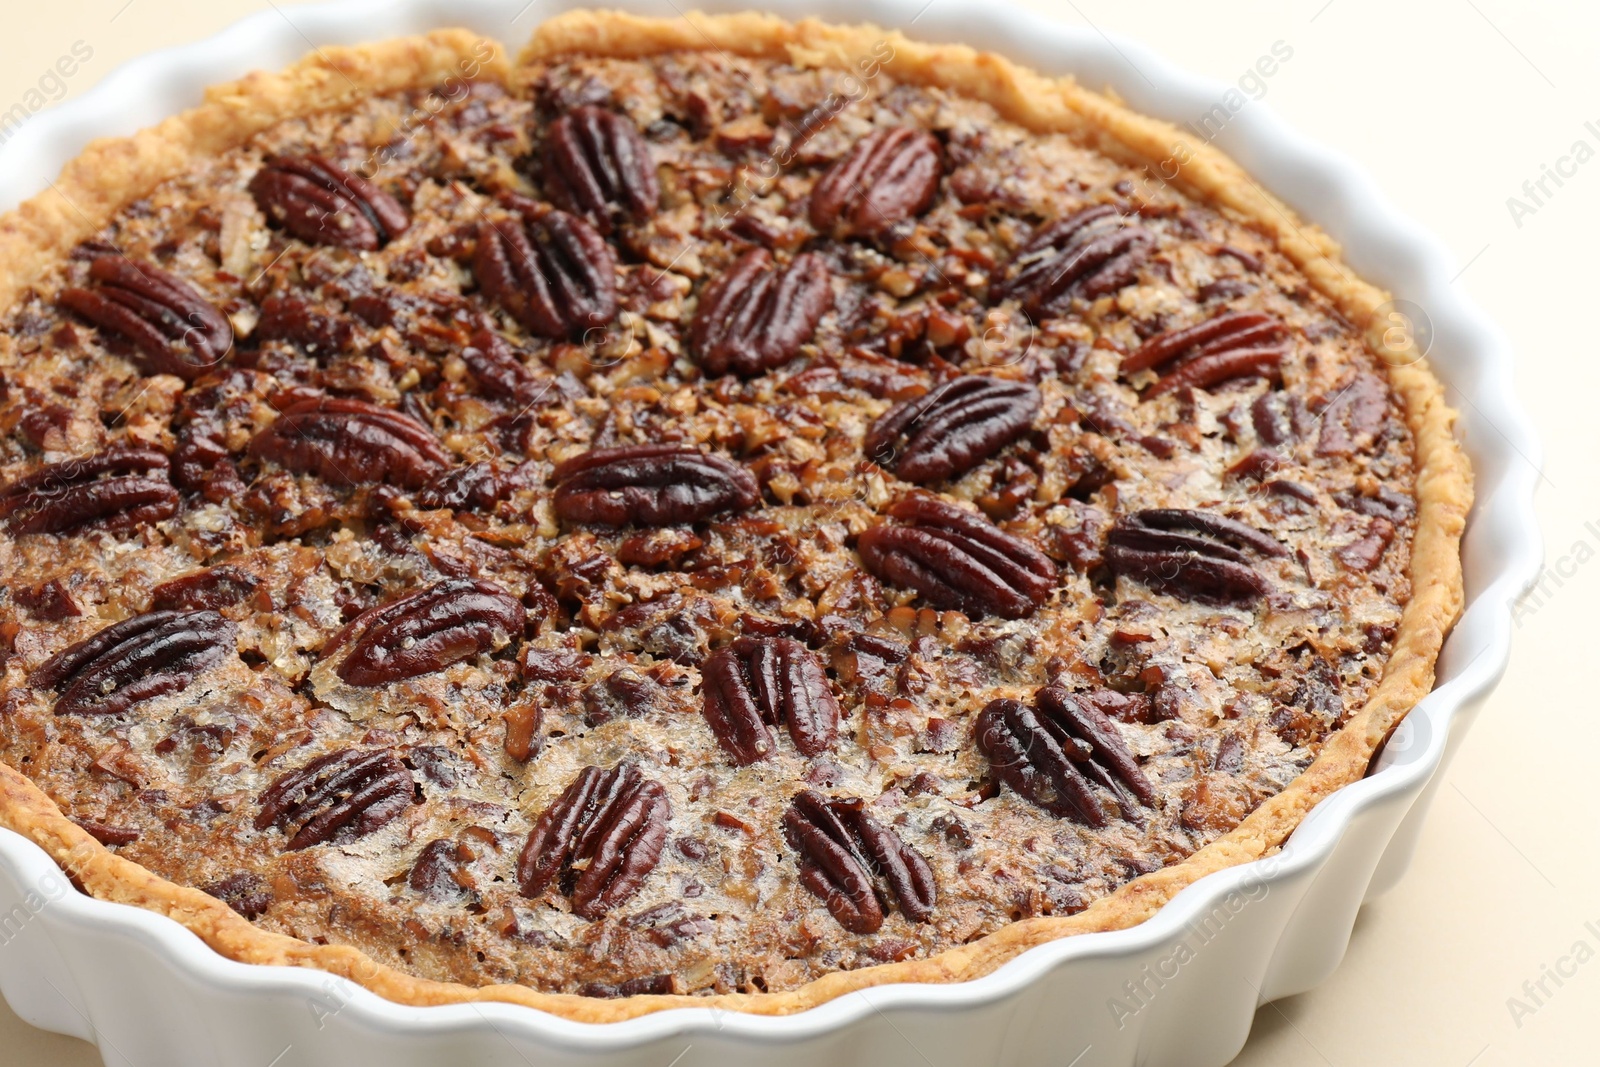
[0,12,1469,1021]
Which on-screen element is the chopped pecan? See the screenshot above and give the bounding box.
[255,295,354,358]
[1076,687,1157,725]
[1106,508,1285,603]
[328,578,526,686]
[975,684,1154,826]
[581,666,667,726]
[522,646,592,682]
[1226,449,1285,482]
[149,565,260,612]
[689,249,832,376]
[154,712,236,766]
[992,205,1153,316]
[516,762,670,920]
[14,578,80,621]
[33,609,234,716]
[72,818,140,846]
[865,376,1040,483]
[782,789,935,934]
[15,397,76,453]
[1336,516,1396,572]
[602,592,719,664]
[1315,373,1389,456]
[1122,311,1291,397]
[169,369,261,503]
[1251,390,1307,447]
[0,446,178,536]
[577,974,682,999]
[857,493,1057,619]
[255,748,414,850]
[543,105,661,233]
[1336,484,1413,523]
[409,838,476,905]
[701,636,840,763]
[58,256,232,380]
[459,328,540,402]
[415,460,520,512]
[249,397,448,489]
[626,901,714,948]
[248,155,409,250]
[473,209,617,340]
[200,872,272,919]
[809,127,943,238]
[1197,277,1254,303]
[503,699,543,762]
[552,444,760,527]
[1213,731,1245,773]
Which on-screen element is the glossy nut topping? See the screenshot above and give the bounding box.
[517,762,671,920]
[689,249,833,377]
[810,127,943,238]
[858,493,1058,619]
[33,609,234,717]
[59,256,232,380]
[551,444,760,527]
[249,155,409,250]
[542,105,661,233]
[473,209,619,340]
[0,446,178,536]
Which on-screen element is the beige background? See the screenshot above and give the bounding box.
[0,0,1592,1063]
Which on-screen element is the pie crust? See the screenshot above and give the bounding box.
[0,11,1470,1021]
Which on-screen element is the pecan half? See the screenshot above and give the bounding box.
[516,762,670,920]
[858,493,1057,619]
[1036,685,1158,812]
[543,105,661,233]
[59,256,232,380]
[473,209,618,340]
[992,205,1153,316]
[1122,311,1291,397]
[976,685,1155,826]
[552,444,760,527]
[328,579,526,686]
[0,446,178,536]
[248,155,409,250]
[865,376,1040,483]
[33,609,234,716]
[783,789,935,934]
[255,748,414,850]
[809,127,943,238]
[701,636,840,764]
[1106,508,1286,603]
[689,249,832,377]
[249,397,448,489]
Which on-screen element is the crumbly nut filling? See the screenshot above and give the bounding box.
[0,50,1414,997]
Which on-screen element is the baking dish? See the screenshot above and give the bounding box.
[0,0,1540,1063]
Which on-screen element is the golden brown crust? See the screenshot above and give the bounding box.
[0,10,1470,1022]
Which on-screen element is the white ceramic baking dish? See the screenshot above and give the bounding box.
[0,0,1541,1064]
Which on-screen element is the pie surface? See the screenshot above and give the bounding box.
[0,12,1468,1019]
